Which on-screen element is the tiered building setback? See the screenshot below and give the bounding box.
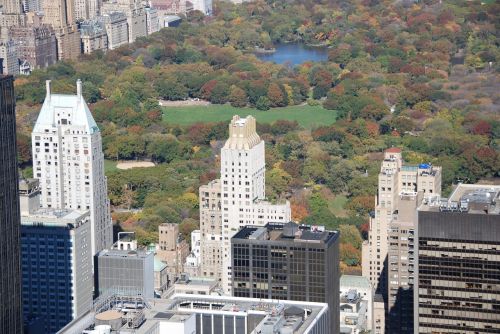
[31,79,113,256]
[362,148,442,333]
[199,115,291,294]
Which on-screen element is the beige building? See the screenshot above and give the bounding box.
[42,0,80,60]
[80,20,108,54]
[157,223,190,279]
[101,12,128,49]
[362,148,441,333]
[101,0,147,44]
[173,274,217,296]
[199,180,222,279]
[154,255,169,293]
[75,0,102,20]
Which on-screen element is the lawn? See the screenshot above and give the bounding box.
[328,195,348,217]
[162,104,337,129]
[104,159,118,174]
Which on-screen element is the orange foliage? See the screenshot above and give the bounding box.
[291,202,309,222]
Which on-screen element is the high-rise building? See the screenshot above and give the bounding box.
[361,148,441,333]
[231,222,340,334]
[415,183,500,334]
[9,21,58,70]
[100,11,128,49]
[74,0,101,20]
[198,115,291,294]
[20,201,93,333]
[0,40,19,75]
[0,74,23,334]
[144,7,159,35]
[42,0,80,60]
[31,79,113,256]
[101,0,147,44]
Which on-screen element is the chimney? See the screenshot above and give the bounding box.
[45,80,51,99]
[77,79,82,98]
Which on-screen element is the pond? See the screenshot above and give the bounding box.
[255,43,329,65]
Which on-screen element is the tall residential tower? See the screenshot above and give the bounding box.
[362,148,441,333]
[31,80,113,256]
[199,115,291,294]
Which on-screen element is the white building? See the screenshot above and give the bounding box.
[145,7,160,35]
[31,79,113,257]
[184,229,201,276]
[199,115,291,295]
[191,0,212,15]
[340,275,373,334]
[0,40,19,75]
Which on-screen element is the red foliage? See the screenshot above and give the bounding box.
[128,125,144,134]
[472,120,492,136]
[200,80,218,100]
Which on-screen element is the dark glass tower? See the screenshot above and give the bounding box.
[0,75,23,333]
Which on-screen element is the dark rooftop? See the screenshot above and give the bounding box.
[233,222,339,245]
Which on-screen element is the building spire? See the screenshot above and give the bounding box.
[46,80,51,100]
[76,79,82,98]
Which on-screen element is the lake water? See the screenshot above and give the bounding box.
[255,43,329,65]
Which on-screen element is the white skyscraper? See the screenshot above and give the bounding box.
[31,79,113,256]
[199,115,291,294]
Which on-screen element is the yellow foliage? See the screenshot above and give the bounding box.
[192,146,200,153]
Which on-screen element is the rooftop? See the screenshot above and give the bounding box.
[33,80,99,134]
[21,208,89,228]
[419,183,500,215]
[340,275,372,290]
[59,294,328,334]
[233,222,339,245]
[98,248,153,259]
[385,147,402,153]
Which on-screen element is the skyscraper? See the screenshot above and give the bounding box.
[361,148,442,333]
[20,185,93,333]
[415,183,500,334]
[231,222,340,334]
[42,0,80,60]
[0,74,23,334]
[199,115,291,294]
[31,79,113,256]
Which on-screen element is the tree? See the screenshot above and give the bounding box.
[229,85,247,107]
[155,79,189,100]
[267,83,286,107]
[256,96,270,110]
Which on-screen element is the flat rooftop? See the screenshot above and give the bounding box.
[97,248,152,259]
[60,294,328,334]
[419,183,500,215]
[233,222,339,245]
[21,208,89,228]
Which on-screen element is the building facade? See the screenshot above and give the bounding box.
[157,223,190,278]
[31,80,113,256]
[362,148,442,333]
[9,24,57,70]
[20,207,93,333]
[0,40,19,75]
[415,183,500,334]
[94,248,155,299]
[0,74,23,334]
[101,12,129,50]
[198,115,291,294]
[80,20,108,54]
[231,222,340,334]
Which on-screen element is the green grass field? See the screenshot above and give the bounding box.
[104,159,118,174]
[162,104,337,129]
[328,195,348,217]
